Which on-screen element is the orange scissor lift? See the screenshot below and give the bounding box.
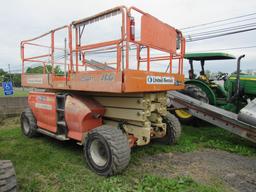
[20,6,185,176]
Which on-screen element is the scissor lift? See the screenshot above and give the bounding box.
[20,6,185,176]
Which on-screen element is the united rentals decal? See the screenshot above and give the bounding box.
[146,76,175,85]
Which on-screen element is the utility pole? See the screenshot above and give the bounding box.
[8,64,13,85]
[8,64,11,82]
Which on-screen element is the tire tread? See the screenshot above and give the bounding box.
[20,107,37,137]
[0,160,17,192]
[84,125,130,176]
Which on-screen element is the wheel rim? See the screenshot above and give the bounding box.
[175,109,192,119]
[22,118,30,134]
[89,139,108,167]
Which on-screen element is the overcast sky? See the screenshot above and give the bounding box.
[0,0,256,74]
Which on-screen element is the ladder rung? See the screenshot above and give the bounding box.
[57,108,64,112]
[57,121,66,127]
[56,95,66,99]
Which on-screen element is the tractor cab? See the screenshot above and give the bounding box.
[184,52,236,106]
[185,52,236,81]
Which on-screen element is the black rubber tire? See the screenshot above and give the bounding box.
[0,160,17,192]
[159,112,182,145]
[182,84,209,103]
[20,108,38,137]
[83,125,131,176]
[174,84,209,124]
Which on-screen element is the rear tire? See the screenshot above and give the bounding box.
[157,112,182,145]
[174,84,209,124]
[20,108,38,137]
[0,160,17,192]
[84,125,131,176]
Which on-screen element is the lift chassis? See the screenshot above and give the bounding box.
[20,6,185,176]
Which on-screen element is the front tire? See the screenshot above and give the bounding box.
[20,108,38,137]
[83,125,131,176]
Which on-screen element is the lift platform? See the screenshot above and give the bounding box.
[168,91,256,143]
[21,6,185,93]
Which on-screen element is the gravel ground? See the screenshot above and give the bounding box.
[133,149,256,192]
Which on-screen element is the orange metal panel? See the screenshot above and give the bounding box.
[22,70,184,93]
[52,75,70,81]
[123,70,184,93]
[68,71,123,92]
[28,92,57,133]
[141,15,177,53]
[22,72,123,93]
[65,95,105,141]
[22,74,51,89]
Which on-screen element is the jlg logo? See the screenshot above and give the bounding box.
[101,74,114,81]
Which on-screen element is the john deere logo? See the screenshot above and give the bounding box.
[146,76,175,85]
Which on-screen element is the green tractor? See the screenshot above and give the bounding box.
[175,52,256,123]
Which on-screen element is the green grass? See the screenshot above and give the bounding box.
[0,117,255,191]
[0,88,28,97]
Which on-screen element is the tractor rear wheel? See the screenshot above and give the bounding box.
[174,84,209,124]
[83,125,131,176]
[157,112,182,145]
[20,108,38,137]
[0,160,17,192]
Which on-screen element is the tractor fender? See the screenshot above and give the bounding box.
[185,80,217,105]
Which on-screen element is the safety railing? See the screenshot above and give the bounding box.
[21,6,185,82]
